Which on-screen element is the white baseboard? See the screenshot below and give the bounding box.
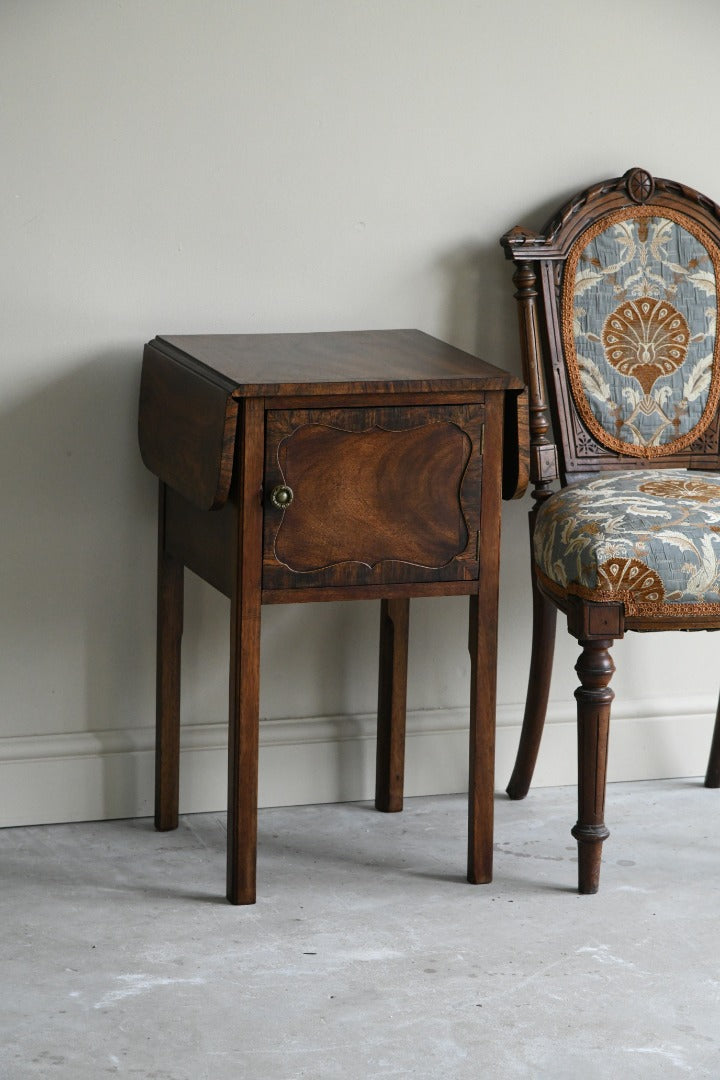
[0,696,716,827]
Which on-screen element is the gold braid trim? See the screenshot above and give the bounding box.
[536,565,720,620]
[561,205,720,459]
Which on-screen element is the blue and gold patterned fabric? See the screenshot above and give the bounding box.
[534,469,720,616]
[562,210,720,458]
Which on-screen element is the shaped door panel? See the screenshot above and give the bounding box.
[262,404,484,590]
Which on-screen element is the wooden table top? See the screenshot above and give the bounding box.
[140,328,527,511]
[154,329,523,398]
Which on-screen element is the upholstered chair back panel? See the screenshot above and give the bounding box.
[559,209,720,464]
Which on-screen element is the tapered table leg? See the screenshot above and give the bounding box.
[375,598,410,813]
[467,591,498,884]
[226,398,265,906]
[227,585,261,905]
[155,481,184,832]
[467,394,504,885]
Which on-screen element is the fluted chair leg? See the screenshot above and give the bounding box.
[572,638,615,895]
[705,690,720,788]
[506,570,557,800]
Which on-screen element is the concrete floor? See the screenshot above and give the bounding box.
[2,780,720,1079]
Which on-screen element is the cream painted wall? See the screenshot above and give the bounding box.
[3,0,720,825]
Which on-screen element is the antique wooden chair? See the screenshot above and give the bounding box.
[500,167,720,893]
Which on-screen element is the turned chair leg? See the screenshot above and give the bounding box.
[155,482,184,832]
[506,569,557,800]
[704,688,720,788]
[572,638,615,894]
[375,598,410,813]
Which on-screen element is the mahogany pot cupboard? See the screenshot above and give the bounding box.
[139,330,527,903]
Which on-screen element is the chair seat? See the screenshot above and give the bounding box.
[534,469,720,615]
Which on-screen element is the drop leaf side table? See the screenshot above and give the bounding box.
[139,330,527,904]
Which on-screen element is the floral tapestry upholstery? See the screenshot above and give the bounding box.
[562,208,720,458]
[534,469,720,616]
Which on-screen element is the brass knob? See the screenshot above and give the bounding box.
[271,484,294,510]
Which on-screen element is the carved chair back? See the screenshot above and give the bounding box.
[500,170,720,896]
[502,168,720,492]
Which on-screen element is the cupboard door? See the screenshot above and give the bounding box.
[263,404,484,591]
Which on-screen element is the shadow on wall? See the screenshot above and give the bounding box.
[0,349,158,809]
[436,177,594,373]
[437,240,514,374]
[0,229,553,823]
[434,234,535,642]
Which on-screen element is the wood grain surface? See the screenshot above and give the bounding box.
[263,404,484,590]
[157,329,523,398]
